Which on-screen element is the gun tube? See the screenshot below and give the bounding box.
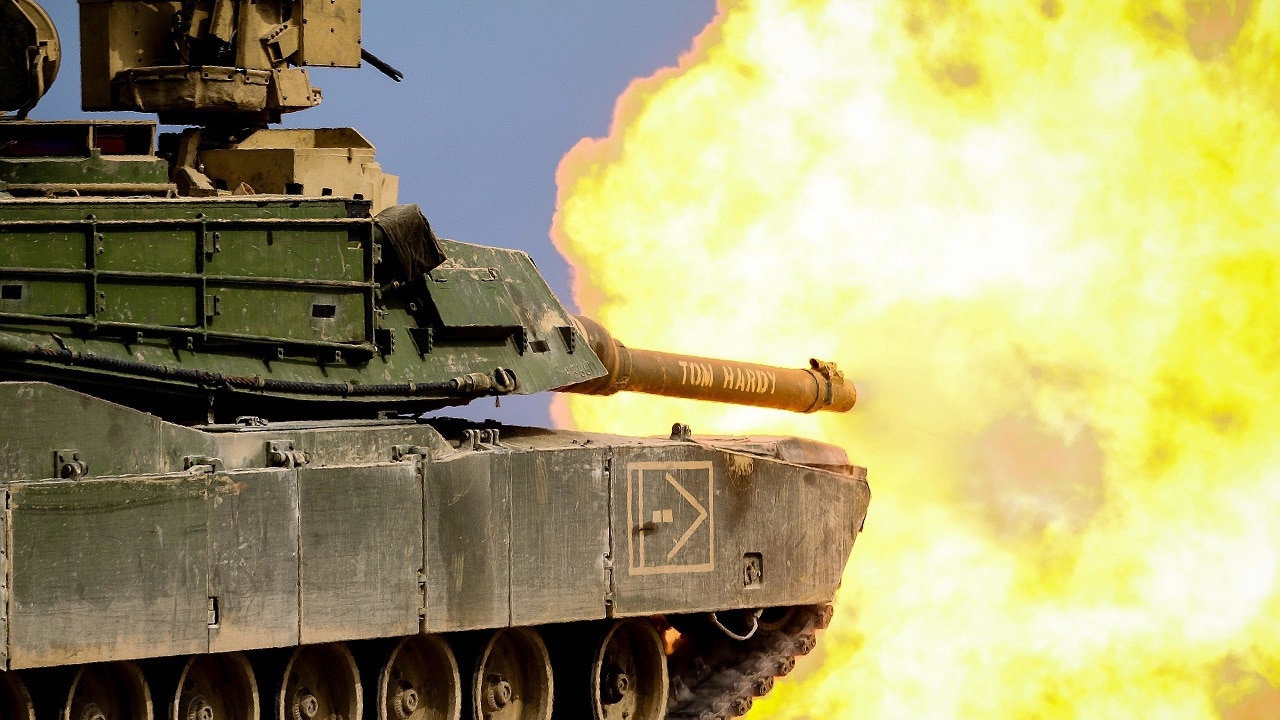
[562,316,856,413]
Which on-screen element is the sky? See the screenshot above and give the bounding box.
[29,1,716,425]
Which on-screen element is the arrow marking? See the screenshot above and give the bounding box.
[665,472,708,560]
[626,460,715,576]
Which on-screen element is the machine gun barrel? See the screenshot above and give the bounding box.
[563,316,856,414]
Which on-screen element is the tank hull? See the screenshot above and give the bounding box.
[0,381,867,718]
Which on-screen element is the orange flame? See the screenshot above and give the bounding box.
[553,0,1280,717]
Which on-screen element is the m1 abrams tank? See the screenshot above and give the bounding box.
[0,3,871,720]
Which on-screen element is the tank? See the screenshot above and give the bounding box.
[0,3,871,720]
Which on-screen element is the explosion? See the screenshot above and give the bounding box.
[551,0,1280,717]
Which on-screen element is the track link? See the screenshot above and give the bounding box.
[666,604,833,720]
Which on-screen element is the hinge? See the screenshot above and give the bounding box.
[460,428,502,451]
[603,452,616,618]
[204,293,222,321]
[203,230,221,259]
[266,440,309,468]
[604,564,616,620]
[417,570,428,621]
[207,596,220,627]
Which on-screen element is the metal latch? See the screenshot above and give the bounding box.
[391,445,431,462]
[54,449,87,479]
[184,455,225,473]
[743,553,764,588]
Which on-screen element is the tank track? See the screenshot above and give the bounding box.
[666,604,833,720]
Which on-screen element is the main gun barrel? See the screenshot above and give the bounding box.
[562,316,856,414]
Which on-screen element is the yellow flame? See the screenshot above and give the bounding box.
[553,0,1280,717]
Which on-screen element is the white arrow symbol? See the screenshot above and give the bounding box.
[665,472,708,560]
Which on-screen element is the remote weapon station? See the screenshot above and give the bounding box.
[0,3,870,720]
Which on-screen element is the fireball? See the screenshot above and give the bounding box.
[553,0,1280,717]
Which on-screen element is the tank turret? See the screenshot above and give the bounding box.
[0,6,870,720]
[0,1,857,423]
[0,192,856,421]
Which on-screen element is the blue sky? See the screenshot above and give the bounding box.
[31,1,716,424]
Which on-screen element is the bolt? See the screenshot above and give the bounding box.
[776,656,796,676]
[796,633,817,655]
[483,675,513,712]
[297,693,320,720]
[752,676,775,697]
[397,683,419,716]
[81,704,107,720]
[601,666,630,705]
[187,697,215,720]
